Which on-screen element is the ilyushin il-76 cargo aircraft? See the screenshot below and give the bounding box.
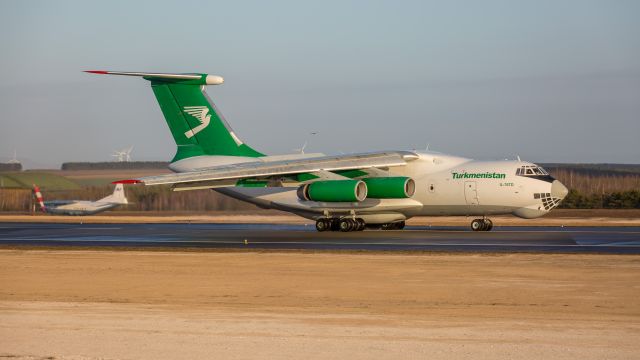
[88,70,568,232]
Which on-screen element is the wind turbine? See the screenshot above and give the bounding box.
[111,146,134,162]
[7,149,20,164]
[293,132,318,154]
[111,150,125,162]
[124,146,133,161]
[294,141,308,154]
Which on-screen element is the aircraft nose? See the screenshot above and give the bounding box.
[551,180,569,199]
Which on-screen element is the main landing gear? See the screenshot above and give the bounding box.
[471,218,493,232]
[315,218,406,232]
[316,218,365,232]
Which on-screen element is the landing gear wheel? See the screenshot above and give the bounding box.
[355,218,366,231]
[351,219,358,231]
[330,219,340,231]
[471,218,493,231]
[339,218,354,232]
[471,219,484,231]
[483,219,493,231]
[396,221,406,230]
[315,219,330,232]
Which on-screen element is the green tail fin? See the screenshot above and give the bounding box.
[87,71,264,162]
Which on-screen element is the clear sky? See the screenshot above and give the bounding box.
[0,0,638,168]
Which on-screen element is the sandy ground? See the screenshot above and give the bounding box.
[1,209,640,226]
[0,250,639,359]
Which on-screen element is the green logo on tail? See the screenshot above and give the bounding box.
[183,106,211,139]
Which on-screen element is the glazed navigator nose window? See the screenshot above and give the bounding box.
[517,166,550,177]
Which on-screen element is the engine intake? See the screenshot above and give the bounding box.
[362,177,415,198]
[297,180,367,202]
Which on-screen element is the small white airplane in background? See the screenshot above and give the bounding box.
[33,184,128,216]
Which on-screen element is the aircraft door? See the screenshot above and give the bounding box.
[464,181,479,205]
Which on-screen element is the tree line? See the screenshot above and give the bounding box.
[0,163,22,171]
[545,168,639,208]
[61,162,169,170]
[559,189,640,209]
[547,168,639,196]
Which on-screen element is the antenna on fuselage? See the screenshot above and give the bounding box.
[517,155,521,162]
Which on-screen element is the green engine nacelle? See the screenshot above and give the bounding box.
[297,180,368,202]
[362,177,415,198]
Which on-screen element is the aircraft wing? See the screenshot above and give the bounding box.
[121,151,418,189]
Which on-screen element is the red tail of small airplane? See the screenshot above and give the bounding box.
[32,184,46,213]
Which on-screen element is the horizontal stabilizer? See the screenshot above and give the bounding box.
[84,70,224,85]
[112,179,142,184]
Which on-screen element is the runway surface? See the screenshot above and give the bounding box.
[1,222,640,253]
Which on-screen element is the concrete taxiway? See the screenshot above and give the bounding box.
[0,223,639,253]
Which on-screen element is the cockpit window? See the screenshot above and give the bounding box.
[516,165,549,176]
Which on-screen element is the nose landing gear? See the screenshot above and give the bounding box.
[471,218,493,231]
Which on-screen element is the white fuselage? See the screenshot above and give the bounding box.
[171,151,568,224]
[43,200,122,216]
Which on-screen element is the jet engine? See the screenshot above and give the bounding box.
[297,180,368,202]
[362,177,415,198]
